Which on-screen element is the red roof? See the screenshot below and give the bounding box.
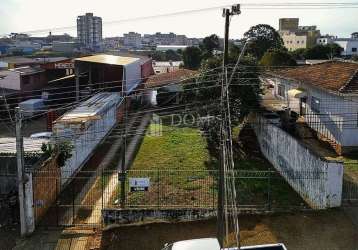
[144,69,197,88]
[269,61,358,93]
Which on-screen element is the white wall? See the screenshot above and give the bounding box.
[252,113,343,208]
[125,61,141,93]
[0,70,21,90]
[334,40,358,56]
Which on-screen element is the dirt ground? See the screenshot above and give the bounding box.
[97,210,358,250]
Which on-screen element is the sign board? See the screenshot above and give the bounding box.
[129,178,150,192]
[54,63,74,69]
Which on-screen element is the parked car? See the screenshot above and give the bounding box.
[30,132,52,139]
[161,238,287,250]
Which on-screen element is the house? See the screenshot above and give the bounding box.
[143,69,197,106]
[263,61,358,154]
[0,66,47,93]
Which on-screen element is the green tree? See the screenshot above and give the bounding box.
[183,54,261,156]
[165,49,182,61]
[260,49,297,67]
[244,24,284,59]
[304,44,342,59]
[182,46,203,70]
[201,34,220,58]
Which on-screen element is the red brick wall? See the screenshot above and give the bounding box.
[141,59,154,80]
[32,156,60,224]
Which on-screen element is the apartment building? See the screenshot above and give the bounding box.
[123,32,142,49]
[77,13,103,51]
[279,18,321,51]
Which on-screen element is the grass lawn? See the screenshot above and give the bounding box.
[108,123,305,209]
[111,124,218,208]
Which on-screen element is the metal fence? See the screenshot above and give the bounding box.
[342,162,358,206]
[32,169,328,227]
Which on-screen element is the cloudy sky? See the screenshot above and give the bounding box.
[0,0,357,38]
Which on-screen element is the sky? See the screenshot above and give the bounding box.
[0,0,357,39]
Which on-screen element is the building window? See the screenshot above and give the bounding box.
[311,96,320,113]
[352,48,357,52]
[277,84,286,98]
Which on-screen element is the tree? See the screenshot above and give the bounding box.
[304,44,342,59]
[260,49,297,67]
[201,34,220,55]
[183,54,261,156]
[182,46,202,70]
[165,49,182,61]
[244,24,284,59]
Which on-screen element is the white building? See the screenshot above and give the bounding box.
[263,61,358,155]
[334,39,358,57]
[53,92,123,186]
[77,13,103,51]
[123,32,142,49]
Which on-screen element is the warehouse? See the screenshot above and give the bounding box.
[74,54,142,95]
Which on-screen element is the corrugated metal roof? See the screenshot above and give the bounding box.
[56,92,122,124]
[0,137,48,154]
[75,54,140,66]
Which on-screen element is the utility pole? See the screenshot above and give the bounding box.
[15,107,26,236]
[75,65,80,103]
[217,4,241,248]
[119,70,127,208]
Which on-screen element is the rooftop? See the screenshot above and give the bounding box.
[0,56,68,64]
[55,92,122,124]
[268,61,358,94]
[11,66,45,75]
[144,69,197,88]
[75,54,140,66]
[0,137,48,154]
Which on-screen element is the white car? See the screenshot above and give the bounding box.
[30,132,53,140]
[162,238,287,250]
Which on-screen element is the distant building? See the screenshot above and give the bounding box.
[316,35,336,45]
[316,33,358,57]
[279,18,299,32]
[123,32,142,49]
[52,41,79,53]
[279,18,321,51]
[77,13,103,51]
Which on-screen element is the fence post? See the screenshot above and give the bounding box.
[157,169,160,209]
[267,172,271,211]
[101,170,104,226]
[72,181,75,226]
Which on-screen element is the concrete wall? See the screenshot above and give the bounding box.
[252,113,344,208]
